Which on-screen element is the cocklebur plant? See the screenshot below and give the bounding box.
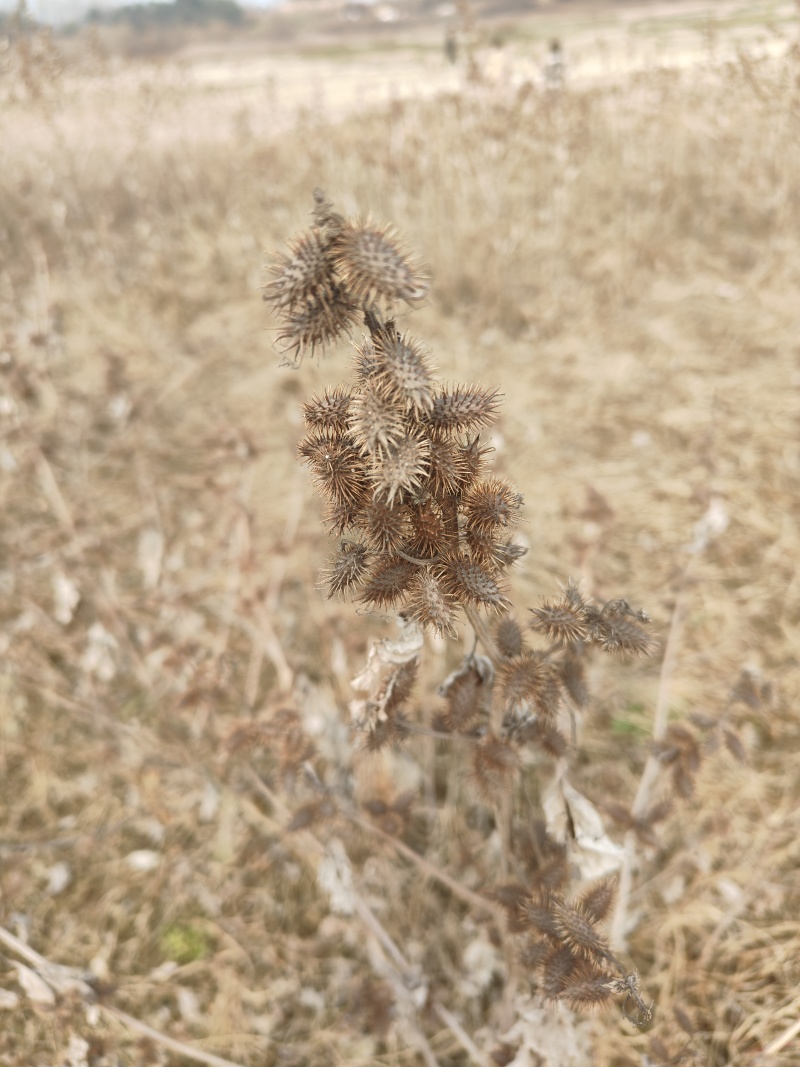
[264,190,658,1033]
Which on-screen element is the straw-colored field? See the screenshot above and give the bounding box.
[1,3,799,1065]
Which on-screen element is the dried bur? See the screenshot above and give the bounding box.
[224,708,315,782]
[265,189,429,364]
[265,192,658,1028]
[496,872,653,1026]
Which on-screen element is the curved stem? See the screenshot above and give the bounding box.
[463,603,503,668]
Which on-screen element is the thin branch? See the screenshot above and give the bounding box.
[104,1007,249,1067]
[611,550,698,948]
[342,807,504,921]
[434,1003,493,1067]
[763,1009,800,1056]
[463,603,503,668]
[0,924,246,1067]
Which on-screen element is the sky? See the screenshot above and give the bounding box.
[1,0,282,24]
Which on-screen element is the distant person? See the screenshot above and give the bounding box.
[445,31,458,65]
[544,38,565,88]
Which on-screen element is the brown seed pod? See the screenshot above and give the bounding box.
[540,944,580,1002]
[331,220,430,306]
[500,651,562,721]
[530,596,588,647]
[275,286,360,362]
[439,553,510,611]
[408,499,449,560]
[518,893,561,941]
[495,616,524,659]
[298,433,370,506]
[372,329,435,412]
[322,540,371,598]
[471,733,520,802]
[358,498,411,553]
[406,571,458,638]
[578,877,618,926]
[357,556,418,609]
[559,650,589,708]
[551,899,611,963]
[348,383,406,456]
[264,228,337,312]
[560,961,616,1013]
[436,658,491,732]
[371,435,431,506]
[426,437,466,497]
[323,497,363,537]
[422,385,502,437]
[462,477,522,537]
[302,385,353,438]
[455,436,493,492]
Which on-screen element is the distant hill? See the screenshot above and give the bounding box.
[86,0,244,27]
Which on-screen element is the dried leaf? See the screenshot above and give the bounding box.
[15,964,55,1010]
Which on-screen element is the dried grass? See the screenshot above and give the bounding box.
[1,8,799,1066]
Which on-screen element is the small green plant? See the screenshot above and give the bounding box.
[264,190,660,1038]
[159,921,211,965]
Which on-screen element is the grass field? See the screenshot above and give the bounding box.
[1,3,799,1065]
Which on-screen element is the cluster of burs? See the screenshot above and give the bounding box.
[264,191,655,1026]
[264,189,526,639]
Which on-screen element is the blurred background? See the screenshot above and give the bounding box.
[1,1,799,1064]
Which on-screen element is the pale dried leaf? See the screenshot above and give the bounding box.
[52,572,80,625]
[542,764,624,882]
[138,527,164,590]
[502,998,593,1066]
[16,963,55,1009]
[0,989,20,1010]
[125,849,161,872]
[317,838,355,916]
